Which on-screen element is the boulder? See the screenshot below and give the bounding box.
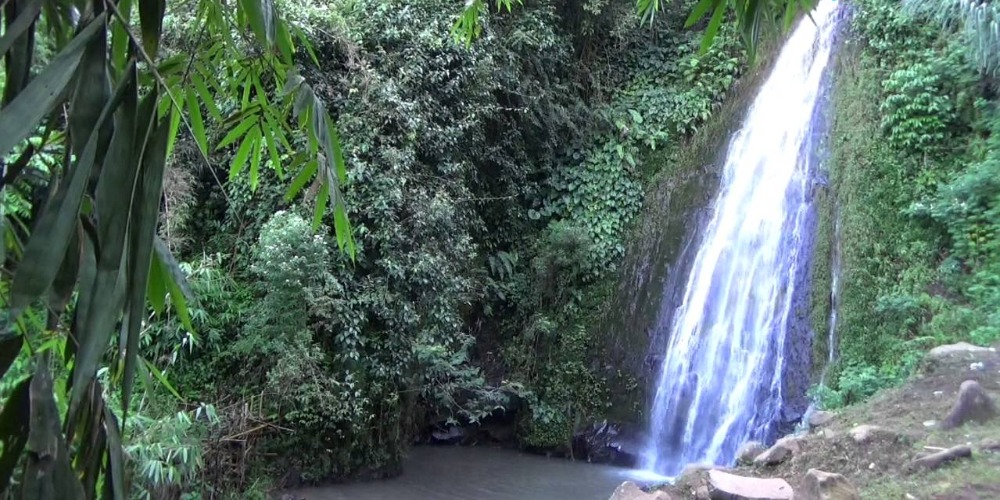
[737,442,767,465]
[706,470,793,500]
[927,342,993,359]
[808,411,835,428]
[909,445,972,471]
[941,380,998,430]
[609,481,672,500]
[753,436,803,466]
[848,425,895,444]
[799,469,860,500]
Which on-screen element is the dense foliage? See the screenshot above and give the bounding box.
[812,0,1000,408]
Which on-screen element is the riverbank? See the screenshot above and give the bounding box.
[617,342,1000,499]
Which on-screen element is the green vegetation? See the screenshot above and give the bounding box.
[812,0,1000,408]
[1,0,756,496]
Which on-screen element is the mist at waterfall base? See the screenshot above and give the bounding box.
[640,0,843,477]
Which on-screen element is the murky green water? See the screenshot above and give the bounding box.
[292,446,644,500]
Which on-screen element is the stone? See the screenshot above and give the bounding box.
[979,438,1000,453]
[941,380,998,430]
[848,425,894,444]
[706,470,793,500]
[799,469,860,500]
[808,411,835,428]
[753,436,803,466]
[695,485,711,500]
[573,421,643,467]
[737,442,767,465]
[609,481,672,500]
[909,445,972,471]
[927,342,992,359]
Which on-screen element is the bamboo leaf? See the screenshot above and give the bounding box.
[240,0,276,47]
[110,0,134,70]
[229,125,260,180]
[685,0,716,27]
[154,238,195,333]
[186,88,209,154]
[285,159,317,201]
[146,250,167,314]
[701,0,728,54]
[9,61,134,314]
[191,70,222,121]
[102,405,126,500]
[71,72,143,422]
[0,376,30,495]
[0,13,105,158]
[22,356,84,500]
[137,0,166,59]
[216,117,256,150]
[0,0,42,57]
[0,332,23,381]
[140,356,182,400]
[123,114,170,416]
[250,131,263,190]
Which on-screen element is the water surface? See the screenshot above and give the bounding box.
[294,446,641,500]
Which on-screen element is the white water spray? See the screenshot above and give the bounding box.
[642,0,843,475]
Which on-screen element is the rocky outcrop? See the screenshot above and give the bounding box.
[609,481,672,500]
[808,411,834,428]
[753,436,803,466]
[737,442,766,465]
[706,470,793,500]
[941,380,997,430]
[909,445,973,471]
[799,469,860,500]
[926,342,994,359]
[572,421,644,466]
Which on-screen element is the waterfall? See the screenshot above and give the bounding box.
[641,0,843,476]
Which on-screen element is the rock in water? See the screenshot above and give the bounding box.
[707,470,793,500]
[737,442,766,465]
[909,445,973,471]
[799,469,860,500]
[927,342,993,359]
[753,436,803,466]
[609,481,672,500]
[941,380,998,430]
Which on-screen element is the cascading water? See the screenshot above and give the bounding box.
[641,0,843,476]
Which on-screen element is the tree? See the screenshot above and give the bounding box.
[0,0,352,497]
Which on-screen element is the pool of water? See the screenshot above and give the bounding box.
[292,446,658,500]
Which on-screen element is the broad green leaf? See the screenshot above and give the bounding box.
[102,405,126,500]
[69,16,112,163]
[138,0,166,59]
[285,159,318,201]
[0,332,22,381]
[250,130,263,190]
[217,117,257,150]
[141,356,183,400]
[110,0,135,70]
[0,0,42,57]
[146,251,167,314]
[123,116,170,416]
[0,377,30,495]
[701,1,728,54]
[22,357,85,500]
[240,0,276,47]
[685,0,716,27]
[71,72,144,421]
[154,238,196,333]
[191,71,222,121]
[186,88,209,154]
[229,125,260,179]
[312,181,330,230]
[9,61,134,314]
[275,16,294,63]
[0,13,105,158]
